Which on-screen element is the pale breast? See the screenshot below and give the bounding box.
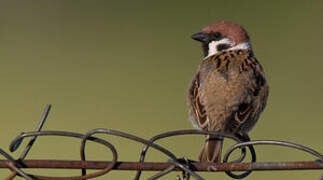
[197,50,258,132]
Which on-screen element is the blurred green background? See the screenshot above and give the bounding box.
[0,0,322,179]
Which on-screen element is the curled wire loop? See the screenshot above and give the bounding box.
[224,140,323,161]
[2,105,323,180]
[135,129,255,180]
[9,131,118,180]
[222,140,323,179]
[80,129,204,180]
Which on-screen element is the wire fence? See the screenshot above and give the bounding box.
[0,104,322,180]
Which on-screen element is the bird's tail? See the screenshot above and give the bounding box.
[199,135,223,162]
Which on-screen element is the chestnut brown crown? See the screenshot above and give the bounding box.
[203,21,249,45]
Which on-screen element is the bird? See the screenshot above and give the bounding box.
[187,21,269,163]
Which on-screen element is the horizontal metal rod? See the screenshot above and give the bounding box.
[0,160,321,172]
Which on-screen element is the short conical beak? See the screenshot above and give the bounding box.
[191,32,209,43]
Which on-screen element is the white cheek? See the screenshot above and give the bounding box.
[205,38,233,59]
[207,41,219,58]
[228,42,251,51]
[204,38,251,60]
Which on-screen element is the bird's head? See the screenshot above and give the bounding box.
[192,21,251,58]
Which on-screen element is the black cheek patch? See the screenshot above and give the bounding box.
[217,44,231,51]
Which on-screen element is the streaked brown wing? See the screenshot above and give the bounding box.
[187,72,208,129]
[227,102,253,133]
[227,54,269,133]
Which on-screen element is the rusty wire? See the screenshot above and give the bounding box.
[0,160,321,171]
[134,129,255,179]
[0,105,322,180]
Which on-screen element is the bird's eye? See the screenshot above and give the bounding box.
[216,44,231,51]
[211,32,222,41]
[214,32,221,38]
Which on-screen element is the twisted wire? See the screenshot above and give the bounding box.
[1,105,322,180]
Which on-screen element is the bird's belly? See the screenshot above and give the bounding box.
[200,70,248,107]
[199,70,253,132]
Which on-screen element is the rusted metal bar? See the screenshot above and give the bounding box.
[0,160,321,171]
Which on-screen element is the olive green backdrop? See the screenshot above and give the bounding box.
[0,0,322,179]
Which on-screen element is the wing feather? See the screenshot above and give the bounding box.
[187,72,208,129]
